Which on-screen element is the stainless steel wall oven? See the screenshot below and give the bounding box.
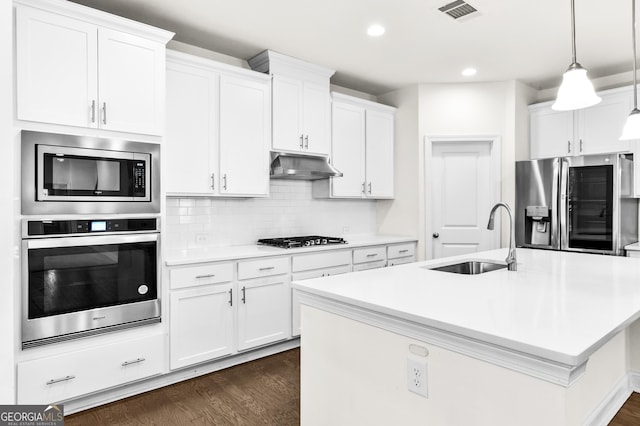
[22,218,161,348]
[20,131,162,348]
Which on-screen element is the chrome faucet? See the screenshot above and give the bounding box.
[487,202,517,271]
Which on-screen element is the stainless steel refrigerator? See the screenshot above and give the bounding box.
[515,154,638,256]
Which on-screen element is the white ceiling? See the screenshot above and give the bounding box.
[69,0,633,95]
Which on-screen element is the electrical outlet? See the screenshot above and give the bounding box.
[407,357,428,398]
[195,234,208,245]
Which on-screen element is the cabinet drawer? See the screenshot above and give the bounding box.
[292,264,352,281]
[170,262,234,290]
[353,246,386,264]
[387,243,416,259]
[238,256,289,280]
[353,260,386,271]
[18,333,164,404]
[292,250,352,272]
[388,256,415,267]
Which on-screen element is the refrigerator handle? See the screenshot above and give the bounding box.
[558,158,569,251]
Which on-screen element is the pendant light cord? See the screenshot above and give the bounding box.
[633,0,638,109]
[570,0,577,64]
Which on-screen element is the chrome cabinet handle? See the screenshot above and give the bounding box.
[579,139,583,152]
[195,274,215,279]
[223,174,227,190]
[399,249,409,254]
[241,286,246,304]
[304,135,309,149]
[259,266,275,271]
[362,182,366,194]
[228,288,233,306]
[366,253,378,258]
[299,134,304,149]
[46,375,75,385]
[433,233,440,238]
[567,140,571,154]
[368,182,372,194]
[121,357,145,367]
[90,100,96,123]
[102,102,107,125]
[210,173,215,190]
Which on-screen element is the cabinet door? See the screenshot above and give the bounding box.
[170,284,234,369]
[16,6,98,128]
[98,28,164,135]
[365,109,395,198]
[578,92,632,155]
[237,276,290,351]
[291,264,351,337]
[331,101,366,197]
[165,63,218,194]
[272,75,304,152]
[303,81,331,155]
[530,106,574,159]
[219,74,270,196]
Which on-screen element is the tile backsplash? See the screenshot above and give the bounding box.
[165,180,377,249]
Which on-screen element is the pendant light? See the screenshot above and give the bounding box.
[552,0,601,111]
[621,0,640,140]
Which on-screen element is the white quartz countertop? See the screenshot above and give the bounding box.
[165,235,417,265]
[292,248,640,366]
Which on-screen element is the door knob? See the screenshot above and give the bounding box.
[433,233,439,238]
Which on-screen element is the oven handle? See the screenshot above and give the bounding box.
[24,232,158,249]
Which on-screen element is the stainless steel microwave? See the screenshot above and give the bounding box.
[22,131,160,215]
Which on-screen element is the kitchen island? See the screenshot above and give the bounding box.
[293,248,640,425]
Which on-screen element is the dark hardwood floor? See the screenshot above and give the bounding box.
[609,392,640,425]
[65,348,300,426]
[66,347,640,425]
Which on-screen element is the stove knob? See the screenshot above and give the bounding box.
[321,238,328,244]
[316,238,321,245]
[304,241,311,246]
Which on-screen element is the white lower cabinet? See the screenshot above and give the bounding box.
[237,275,291,351]
[387,242,416,266]
[170,283,234,369]
[352,245,387,271]
[291,250,352,336]
[166,242,417,368]
[17,333,163,404]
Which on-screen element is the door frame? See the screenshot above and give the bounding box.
[423,135,502,260]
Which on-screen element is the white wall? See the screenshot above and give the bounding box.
[165,180,378,249]
[0,0,15,404]
[377,81,535,260]
[376,86,420,243]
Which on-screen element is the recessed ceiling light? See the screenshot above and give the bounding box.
[367,24,385,37]
[462,68,477,77]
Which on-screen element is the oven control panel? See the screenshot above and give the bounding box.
[26,218,158,236]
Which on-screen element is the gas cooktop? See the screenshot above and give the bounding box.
[257,236,347,249]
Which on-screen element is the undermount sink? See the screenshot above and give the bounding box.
[425,260,507,275]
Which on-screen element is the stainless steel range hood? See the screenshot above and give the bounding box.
[270,151,342,180]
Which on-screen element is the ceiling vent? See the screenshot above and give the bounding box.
[438,0,479,20]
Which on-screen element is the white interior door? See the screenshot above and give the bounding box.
[430,139,499,259]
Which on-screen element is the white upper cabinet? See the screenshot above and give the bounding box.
[530,87,634,159]
[330,101,366,197]
[365,108,395,197]
[165,50,270,197]
[15,0,173,135]
[248,50,334,156]
[315,92,396,199]
[165,58,218,194]
[219,74,271,196]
